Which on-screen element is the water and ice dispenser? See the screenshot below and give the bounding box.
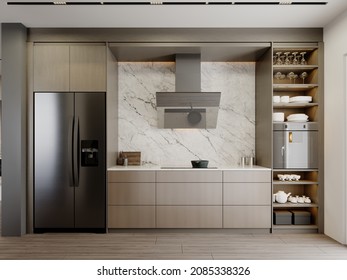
[81,140,99,166]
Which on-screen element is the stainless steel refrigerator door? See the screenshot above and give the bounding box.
[274,130,318,169]
[34,92,75,228]
[285,130,318,169]
[74,92,106,229]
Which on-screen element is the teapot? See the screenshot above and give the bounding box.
[274,191,291,204]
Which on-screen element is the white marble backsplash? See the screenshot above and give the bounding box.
[118,62,255,167]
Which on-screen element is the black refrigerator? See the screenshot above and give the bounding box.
[34,92,106,233]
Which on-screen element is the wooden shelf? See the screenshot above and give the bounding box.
[272,224,318,230]
[273,169,318,172]
[273,65,318,71]
[273,46,318,52]
[273,202,318,208]
[273,180,318,185]
[273,84,318,91]
[273,102,318,109]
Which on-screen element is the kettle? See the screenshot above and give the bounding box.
[274,191,291,204]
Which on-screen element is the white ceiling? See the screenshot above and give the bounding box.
[0,0,347,64]
[1,0,347,28]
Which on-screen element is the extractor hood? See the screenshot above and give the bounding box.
[156,54,221,129]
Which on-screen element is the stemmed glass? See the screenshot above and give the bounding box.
[274,72,286,83]
[293,73,298,84]
[275,52,283,65]
[300,72,308,84]
[284,52,291,65]
[300,52,307,65]
[287,72,296,84]
[292,52,299,65]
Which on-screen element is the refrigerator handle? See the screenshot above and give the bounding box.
[73,116,80,187]
[68,116,74,187]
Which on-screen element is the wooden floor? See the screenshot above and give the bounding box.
[1,207,347,260]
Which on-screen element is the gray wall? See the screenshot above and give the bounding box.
[1,23,27,236]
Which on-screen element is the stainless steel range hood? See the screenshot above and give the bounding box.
[156,54,221,129]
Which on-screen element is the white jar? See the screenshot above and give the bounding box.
[273,112,285,122]
[280,96,290,103]
[273,96,281,103]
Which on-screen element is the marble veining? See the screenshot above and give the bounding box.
[118,62,255,167]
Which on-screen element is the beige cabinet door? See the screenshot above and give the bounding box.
[108,183,155,205]
[223,183,271,205]
[223,206,271,228]
[108,171,156,183]
[156,183,222,205]
[108,206,155,228]
[33,44,70,91]
[157,206,222,228]
[70,45,106,92]
[223,170,271,183]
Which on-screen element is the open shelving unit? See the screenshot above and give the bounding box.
[271,43,323,233]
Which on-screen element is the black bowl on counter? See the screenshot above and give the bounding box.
[191,160,209,168]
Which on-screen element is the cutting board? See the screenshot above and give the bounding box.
[122,152,141,165]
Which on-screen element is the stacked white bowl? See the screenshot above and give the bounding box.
[287,113,309,122]
[273,112,285,122]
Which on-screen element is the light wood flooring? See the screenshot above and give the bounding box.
[1,207,347,260]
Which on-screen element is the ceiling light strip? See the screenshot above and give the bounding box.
[7,1,328,6]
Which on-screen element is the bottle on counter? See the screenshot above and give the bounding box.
[116,151,125,166]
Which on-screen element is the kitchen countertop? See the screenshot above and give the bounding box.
[107,165,271,171]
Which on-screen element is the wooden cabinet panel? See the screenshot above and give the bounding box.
[108,171,155,183]
[157,170,222,183]
[223,183,271,205]
[33,44,70,91]
[157,206,222,228]
[108,206,155,228]
[70,45,106,92]
[157,183,222,205]
[223,170,271,183]
[33,43,106,92]
[223,206,271,228]
[108,183,155,205]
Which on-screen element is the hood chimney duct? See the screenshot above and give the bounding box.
[175,54,201,92]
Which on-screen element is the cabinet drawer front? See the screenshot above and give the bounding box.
[157,170,222,183]
[108,183,155,205]
[223,183,271,205]
[223,170,271,182]
[108,206,155,228]
[157,183,222,205]
[156,206,222,228]
[223,206,271,228]
[108,171,155,182]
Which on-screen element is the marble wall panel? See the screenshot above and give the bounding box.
[118,62,255,167]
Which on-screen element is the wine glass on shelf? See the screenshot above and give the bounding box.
[292,52,299,65]
[293,73,298,84]
[287,72,296,84]
[300,72,308,84]
[300,52,307,65]
[275,52,283,65]
[284,52,291,65]
[274,72,283,81]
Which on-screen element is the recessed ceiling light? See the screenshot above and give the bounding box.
[6,1,328,6]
